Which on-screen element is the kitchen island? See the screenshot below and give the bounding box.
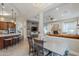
[0,33,21,49]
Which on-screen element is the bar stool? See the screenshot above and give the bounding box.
[18,35,22,42]
[13,36,19,45]
[12,37,16,45]
[16,36,19,43]
[4,38,12,49]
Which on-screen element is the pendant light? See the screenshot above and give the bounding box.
[12,9,13,20]
[14,12,16,20]
[11,8,14,23]
[11,8,16,24]
[14,13,16,24]
[0,3,5,21]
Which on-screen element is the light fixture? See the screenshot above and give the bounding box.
[61,14,64,17]
[49,16,54,20]
[2,6,5,9]
[0,3,5,21]
[14,12,16,21]
[11,9,16,24]
[2,3,5,8]
[11,9,14,22]
[14,12,16,24]
[53,19,57,21]
[11,20,14,23]
[0,3,16,23]
[56,8,59,11]
[0,11,11,16]
[0,3,11,16]
[11,9,13,20]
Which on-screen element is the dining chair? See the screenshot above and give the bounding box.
[33,39,69,56]
[27,36,37,56]
[63,50,69,56]
[34,39,52,56]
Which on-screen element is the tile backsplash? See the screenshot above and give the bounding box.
[0,30,8,34]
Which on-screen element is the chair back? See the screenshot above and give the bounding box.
[64,50,69,56]
[34,39,45,55]
[34,39,44,47]
[27,36,34,50]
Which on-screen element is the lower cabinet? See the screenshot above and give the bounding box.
[0,37,4,49]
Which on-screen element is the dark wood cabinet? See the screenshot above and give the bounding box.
[0,22,8,30]
[0,21,16,30]
[7,22,16,28]
[0,34,21,49]
[0,37,4,49]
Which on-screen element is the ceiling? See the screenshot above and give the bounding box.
[44,3,79,23]
[0,3,61,21]
[0,3,79,23]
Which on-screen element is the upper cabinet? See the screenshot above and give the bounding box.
[0,21,16,30]
[7,22,16,28]
[0,21,8,30]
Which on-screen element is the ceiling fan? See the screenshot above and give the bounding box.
[48,16,54,20]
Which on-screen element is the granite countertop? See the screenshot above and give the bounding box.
[0,33,20,37]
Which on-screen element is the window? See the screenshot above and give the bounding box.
[44,25,48,34]
[62,21,77,34]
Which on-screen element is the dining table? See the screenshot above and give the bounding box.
[34,36,69,56]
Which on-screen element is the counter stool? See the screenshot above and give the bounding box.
[18,36,22,42]
[4,38,12,49]
[13,37,19,45]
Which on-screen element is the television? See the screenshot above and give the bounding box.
[31,27,38,32]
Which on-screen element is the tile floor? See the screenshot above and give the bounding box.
[0,40,29,56]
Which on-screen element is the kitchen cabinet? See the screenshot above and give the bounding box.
[0,21,16,30]
[7,22,16,28]
[0,37,4,49]
[0,21,8,30]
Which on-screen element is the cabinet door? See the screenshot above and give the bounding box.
[3,22,8,30]
[0,22,8,30]
[8,22,12,28]
[0,37,4,49]
[8,22,16,28]
[11,23,16,28]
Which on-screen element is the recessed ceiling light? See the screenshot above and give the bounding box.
[56,8,59,10]
[2,6,5,9]
[61,14,64,16]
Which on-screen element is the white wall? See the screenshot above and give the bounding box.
[16,17,27,40]
[45,17,79,34]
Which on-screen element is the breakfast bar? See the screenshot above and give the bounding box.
[0,33,21,49]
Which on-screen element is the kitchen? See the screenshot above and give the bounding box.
[0,3,23,49]
[0,3,79,56]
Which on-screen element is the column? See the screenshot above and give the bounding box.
[23,20,27,40]
[38,12,44,40]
